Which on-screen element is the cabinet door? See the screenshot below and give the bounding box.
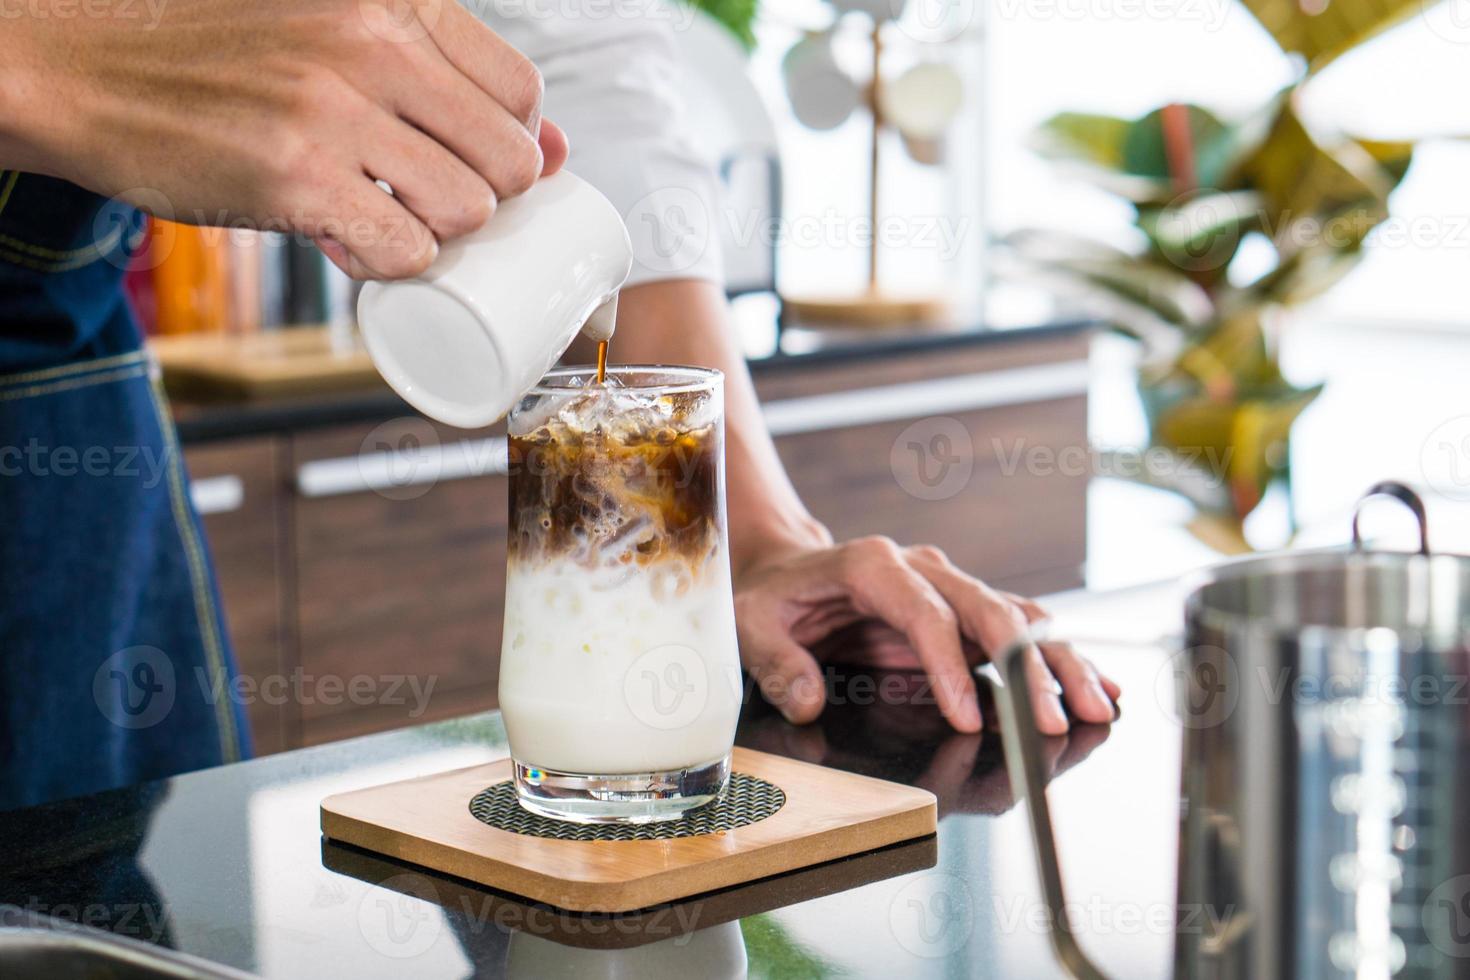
[289,419,507,745]
[770,397,1088,594]
[755,333,1091,594]
[185,437,291,755]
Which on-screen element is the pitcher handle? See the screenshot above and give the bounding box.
[992,639,1109,980]
[1350,481,1429,556]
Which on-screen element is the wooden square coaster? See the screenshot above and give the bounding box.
[320,747,937,913]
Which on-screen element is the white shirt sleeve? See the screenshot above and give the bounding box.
[474,0,725,289]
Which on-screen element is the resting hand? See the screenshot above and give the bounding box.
[734,536,1121,734]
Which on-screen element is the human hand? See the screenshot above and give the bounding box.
[733,536,1121,734]
[1,0,566,279]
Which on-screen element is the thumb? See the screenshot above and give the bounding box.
[745,639,826,724]
[538,119,569,176]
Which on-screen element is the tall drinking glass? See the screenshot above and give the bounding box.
[499,366,742,823]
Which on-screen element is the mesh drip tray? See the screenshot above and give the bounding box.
[468,772,786,841]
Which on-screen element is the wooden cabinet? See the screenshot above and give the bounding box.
[768,398,1087,595]
[186,437,292,754]
[183,331,1091,753]
[754,331,1090,594]
[289,421,507,746]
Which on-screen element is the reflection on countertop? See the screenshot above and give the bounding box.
[0,579,1186,980]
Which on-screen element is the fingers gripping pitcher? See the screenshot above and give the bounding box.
[499,367,743,823]
[357,172,630,429]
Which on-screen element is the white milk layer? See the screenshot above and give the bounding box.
[498,552,742,774]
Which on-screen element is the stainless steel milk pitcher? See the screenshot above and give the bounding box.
[994,482,1470,980]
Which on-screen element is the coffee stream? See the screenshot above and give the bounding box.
[595,340,609,385]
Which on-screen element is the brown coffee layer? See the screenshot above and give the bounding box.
[508,411,723,573]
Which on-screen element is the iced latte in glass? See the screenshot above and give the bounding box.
[499,366,742,823]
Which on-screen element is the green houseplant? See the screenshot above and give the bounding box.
[1008,0,1434,525]
[684,0,759,49]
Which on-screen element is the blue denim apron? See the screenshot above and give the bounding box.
[0,172,248,811]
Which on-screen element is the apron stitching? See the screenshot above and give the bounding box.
[0,246,117,274]
[0,222,125,260]
[0,171,18,217]
[0,248,100,274]
[0,364,149,402]
[147,379,242,764]
[0,350,148,387]
[0,221,126,264]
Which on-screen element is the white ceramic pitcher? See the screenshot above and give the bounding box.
[357,171,633,429]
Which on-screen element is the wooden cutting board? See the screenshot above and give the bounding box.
[320,747,937,913]
[150,326,385,400]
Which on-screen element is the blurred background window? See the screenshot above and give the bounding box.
[978,0,1470,327]
[749,0,1470,327]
